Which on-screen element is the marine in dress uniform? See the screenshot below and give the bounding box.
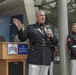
[13,10,58,75]
[67,23,76,75]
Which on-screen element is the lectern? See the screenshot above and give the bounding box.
[0,42,28,75]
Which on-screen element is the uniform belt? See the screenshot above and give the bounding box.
[73,45,76,47]
[31,43,55,47]
[49,45,55,47]
[31,42,46,46]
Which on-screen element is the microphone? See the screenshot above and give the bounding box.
[44,25,54,37]
[45,25,50,29]
[45,25,50,30]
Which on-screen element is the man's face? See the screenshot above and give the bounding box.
[36,11,45,24]
[72,25,76,33]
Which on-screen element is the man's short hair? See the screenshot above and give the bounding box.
[35,10,45,15]
[71,23,76,27]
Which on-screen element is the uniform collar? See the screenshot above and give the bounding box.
[36,22,44,26]
[72,32,76,34]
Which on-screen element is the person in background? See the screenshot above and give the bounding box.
[49,35,58,75]
[13,10,58,75]
[67,23,76,75]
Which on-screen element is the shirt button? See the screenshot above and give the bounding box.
[32,49,34,51]
[35,32,37,33]
[43,39,44,40]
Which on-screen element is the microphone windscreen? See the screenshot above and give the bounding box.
[45,25,50,29]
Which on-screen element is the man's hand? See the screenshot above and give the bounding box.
[13,18,22,31]
[45,28,53,38]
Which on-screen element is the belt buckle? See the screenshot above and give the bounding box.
[42,40,46,46]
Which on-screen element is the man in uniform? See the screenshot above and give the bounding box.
[13,10,58,75]
[67,23,76,75]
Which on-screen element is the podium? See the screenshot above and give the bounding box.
[0,42,28,75]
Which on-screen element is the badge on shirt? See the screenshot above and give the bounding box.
[67,38,71,42]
